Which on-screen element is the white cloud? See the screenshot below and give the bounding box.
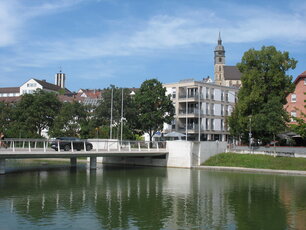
[1,1,306,69]
[0,0,21,46]
[0,0,83,47]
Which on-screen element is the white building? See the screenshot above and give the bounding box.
[163,79,238,141]
[20,78,71,95]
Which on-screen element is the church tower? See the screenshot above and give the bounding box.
[55,68,65,89]
[214,32,225,85]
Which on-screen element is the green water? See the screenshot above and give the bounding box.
[1,160,306,230]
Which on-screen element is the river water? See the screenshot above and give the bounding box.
[0,160,306,230]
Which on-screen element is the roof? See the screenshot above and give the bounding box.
[0,96,21,103]
[223,66,242,81]
[293,71,306,84]
[0,87,20,94]
[33,79,71,94]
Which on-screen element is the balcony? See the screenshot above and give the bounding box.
[178,124,200,131]
[179,108,200,115]
[179,93,200,99]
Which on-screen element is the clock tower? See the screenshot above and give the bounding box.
[214,33,225,85]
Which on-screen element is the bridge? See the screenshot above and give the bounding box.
[0,138,168,174]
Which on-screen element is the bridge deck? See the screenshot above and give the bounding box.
[0,139,168,159]
[0,149,168,159]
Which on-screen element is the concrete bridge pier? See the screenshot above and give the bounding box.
[0,159,5,175]
[70,157,77,168]
[90,157,97,170]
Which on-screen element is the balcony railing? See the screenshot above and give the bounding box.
[178,124,200,131]
[179,108,200,115]
[179,93,200,99]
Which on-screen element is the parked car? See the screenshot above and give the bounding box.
[50,137,93,151]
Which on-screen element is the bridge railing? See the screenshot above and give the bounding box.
[0,138,167,153]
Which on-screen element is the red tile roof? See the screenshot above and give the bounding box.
[294,71,306,84]
[0,96,21,103]
[0,87,20,94]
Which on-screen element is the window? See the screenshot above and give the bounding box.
[291,94,296,102]
[172,87,176,99]
[291,111,297,117]
[206,118,209,130]
[188,88,197,98]
[206,87,209,99]
[225,91,229,102]
[27,83,37,87]
[206,103,209,115]
[221,104,224,116]
[221,90,224,101]
[221,120,224,131]
[219,66,221,71]
[210,103,214,115]
[291,111,297,122]
[219,57,222,62]
[211,119,214,130]
[210,88,214,100]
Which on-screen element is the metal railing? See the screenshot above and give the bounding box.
[0,139,167,153]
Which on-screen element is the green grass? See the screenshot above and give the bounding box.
[202,153,306,171]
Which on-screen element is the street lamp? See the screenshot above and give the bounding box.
[249,115,252,151]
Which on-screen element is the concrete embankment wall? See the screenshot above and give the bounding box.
[97,141,227,168]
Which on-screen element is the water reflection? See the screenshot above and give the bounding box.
[0,162,306,229]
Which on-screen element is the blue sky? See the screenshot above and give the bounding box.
[0,0,306,91]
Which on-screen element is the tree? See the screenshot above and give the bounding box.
[0,102,13,133]
[228,46,297,144]
[49,102,90,138]
[94,85,138,139]
[13,90,62,137]
[134,79,174,142]
[291,112,306,139]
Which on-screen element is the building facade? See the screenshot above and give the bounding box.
[285,71,306,124]
[214,33,242,87]
[19,78,71,95]
[163,79,238,141]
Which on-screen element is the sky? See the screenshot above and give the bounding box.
[0,0,306,91]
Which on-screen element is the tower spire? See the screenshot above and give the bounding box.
[218,31,222,45]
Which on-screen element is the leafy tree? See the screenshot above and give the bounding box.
[134,79,174,142]
[291,111,306,139]
[49,102,90,138]
[0,102,13,134]
[94,85,138,139]
[13,90,62,137]
[228,46,296,144]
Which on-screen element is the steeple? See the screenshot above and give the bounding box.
[218,31,222,45]
[55,67,66,89]
[214,32,225,65]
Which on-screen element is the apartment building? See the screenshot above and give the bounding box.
[163,79,238,141]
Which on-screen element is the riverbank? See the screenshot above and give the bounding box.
[201,153,306,174]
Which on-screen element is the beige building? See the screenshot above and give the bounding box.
[214,33,242,87]
[163,79,238,141]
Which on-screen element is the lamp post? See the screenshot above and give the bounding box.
[249,115,252,151]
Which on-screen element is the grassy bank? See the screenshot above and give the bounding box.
[202,153,306,171]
